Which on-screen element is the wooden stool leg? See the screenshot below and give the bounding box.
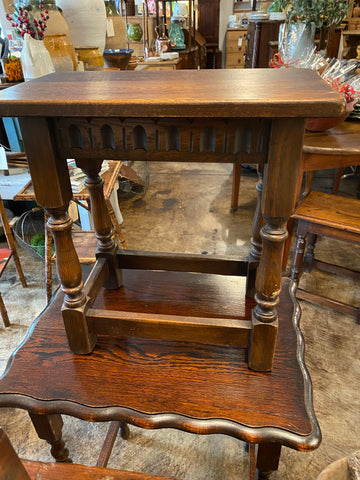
[29,413,70,462]
[303,233,317,273]
[231,162,241,212]
[246,171,263,299]
[80,161,122,290]
[0,292,10,327]
[46,206,95,355]
[291,233,306,283]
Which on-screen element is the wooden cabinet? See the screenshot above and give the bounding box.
[245,19,283,68]
[225,28,247,68]
[197,0,222,68]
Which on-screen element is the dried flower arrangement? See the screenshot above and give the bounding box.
[6,3,49,40]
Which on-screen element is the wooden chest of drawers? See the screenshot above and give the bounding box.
[225,28,247,68]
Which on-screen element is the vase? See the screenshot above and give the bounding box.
[55,0,107,54]
[278,22,316,64]
[20,33,55,81]
[127,23,143,42]
[43,33,77,71]
[75,47,104,71]
[41,1,72,39]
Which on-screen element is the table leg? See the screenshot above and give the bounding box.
[29,413,70,462]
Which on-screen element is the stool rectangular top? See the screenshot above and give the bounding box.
[0,69,344,118]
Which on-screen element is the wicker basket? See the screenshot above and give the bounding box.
[14,208,47,260]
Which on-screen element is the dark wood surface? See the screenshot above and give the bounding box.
[24,462,178,480]
[0,70,344,118]
[23,462,178,480]
[0,276,319,451]
[303,120,360,159]
[293,191,360,236]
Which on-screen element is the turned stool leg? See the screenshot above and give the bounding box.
[246,168,264,298]
[29,413,70,462]
[78,160,122,290]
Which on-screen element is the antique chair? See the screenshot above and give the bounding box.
[282,120,360,270]
[291,190,360,323]
[0,194,27,326]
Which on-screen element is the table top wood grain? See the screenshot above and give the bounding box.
[0,275,320,451]
[0,70,344,118]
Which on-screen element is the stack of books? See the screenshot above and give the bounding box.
[67,159,109,193]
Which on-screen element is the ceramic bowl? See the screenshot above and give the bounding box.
[103,49,134,70]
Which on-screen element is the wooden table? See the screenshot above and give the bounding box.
[0,69,343,477]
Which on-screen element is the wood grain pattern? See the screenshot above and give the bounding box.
[23,461,179,480]
[0,277,320,451]
[0,70,344,118]
[293,191,360,235]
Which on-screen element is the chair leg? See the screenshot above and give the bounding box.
[0,196,27,288]
[333,167,343,194]
[303,233,317,273]
[291,233,306,283]
[0,292,10,327]
[231,162,241,212]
